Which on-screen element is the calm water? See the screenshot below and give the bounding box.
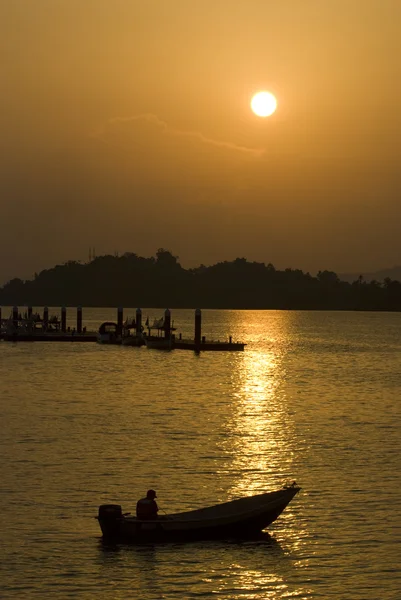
[1,309,400,599]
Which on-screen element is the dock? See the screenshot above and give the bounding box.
[0,306,246,351]
[144,308,245,352]
[0,305,97,342]
[174,339,245,352]
[1,332,97,342]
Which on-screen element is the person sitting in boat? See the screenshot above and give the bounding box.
[136,489,159,520]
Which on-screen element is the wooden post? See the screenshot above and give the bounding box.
[43,306,49,330]
[194,308,202,352]
[13,306,18,331]
[77,306,82,334]
[136,308,142,336]
[117,306,123,336]
[164,308,171,340]
[61,306,67,333]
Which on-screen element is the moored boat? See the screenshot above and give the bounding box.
[97,322,122,344]
[143,311,176,350]
[97,483,300,542]
[121,315,145,346]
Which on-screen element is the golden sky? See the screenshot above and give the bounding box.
[1,0,401,282]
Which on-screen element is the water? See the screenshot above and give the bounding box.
[1,309,400,599]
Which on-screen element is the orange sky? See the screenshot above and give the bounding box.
[1,0,401,283]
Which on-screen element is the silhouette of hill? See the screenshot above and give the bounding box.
[1,249,400,311]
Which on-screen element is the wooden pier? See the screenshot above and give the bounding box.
[174,339,245,352]
[144,308,246,352]
[0,306,246,351]
[0,305,97,342]
[1,331,97,342]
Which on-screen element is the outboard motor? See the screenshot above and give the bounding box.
[97,504,123,538]
[98,504,122,520]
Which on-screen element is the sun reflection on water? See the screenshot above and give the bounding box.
[220,313,297,498]
[209,312,311,599]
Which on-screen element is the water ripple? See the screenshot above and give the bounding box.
[1,309,400,599]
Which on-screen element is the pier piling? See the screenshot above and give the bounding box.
[117,306,123,336]
[43,306,49,330]
[195,308,202,352]
[164,309,171,340]
[136,308,142,335]
[13,306,18,331]
[61,306,67,333]
[77,306,83,334]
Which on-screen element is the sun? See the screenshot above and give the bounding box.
[251,91,277,117]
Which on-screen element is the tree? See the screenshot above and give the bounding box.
[316,270,340,285]
[155,248,180,268]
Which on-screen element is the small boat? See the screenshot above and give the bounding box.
[143,314,176,350]
[97,483,300,542]
[97,322,122,344]
[121,317,145,347]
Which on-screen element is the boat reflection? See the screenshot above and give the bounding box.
[98,534,314,599]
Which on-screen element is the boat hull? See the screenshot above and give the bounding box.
[144,336,172,350]
[97,485,300,543]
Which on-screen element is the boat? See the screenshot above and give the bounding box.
[121,316,145,347]
[143,315,176,350]
[97,322,122,344]
[97,482,300,542]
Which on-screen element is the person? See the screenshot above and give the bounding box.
[136,489,159,520]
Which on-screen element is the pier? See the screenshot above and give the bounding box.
[142,308,245,351]
[0,306,97,342]
[172,309,245,351]
[0,306,246,351]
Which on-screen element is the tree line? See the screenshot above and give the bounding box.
[1,248,401,311]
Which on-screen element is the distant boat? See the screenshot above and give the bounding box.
[97,483,300,542]
[143,314,176,350]
[121,317,145,347]
[97,322,122,345]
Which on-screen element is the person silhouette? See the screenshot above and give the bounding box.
[136,489,159,520]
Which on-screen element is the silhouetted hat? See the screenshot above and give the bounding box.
[147,489,157,498]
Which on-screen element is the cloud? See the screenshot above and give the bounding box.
[93,113,265,158]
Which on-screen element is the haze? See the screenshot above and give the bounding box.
[1,0,401,284]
